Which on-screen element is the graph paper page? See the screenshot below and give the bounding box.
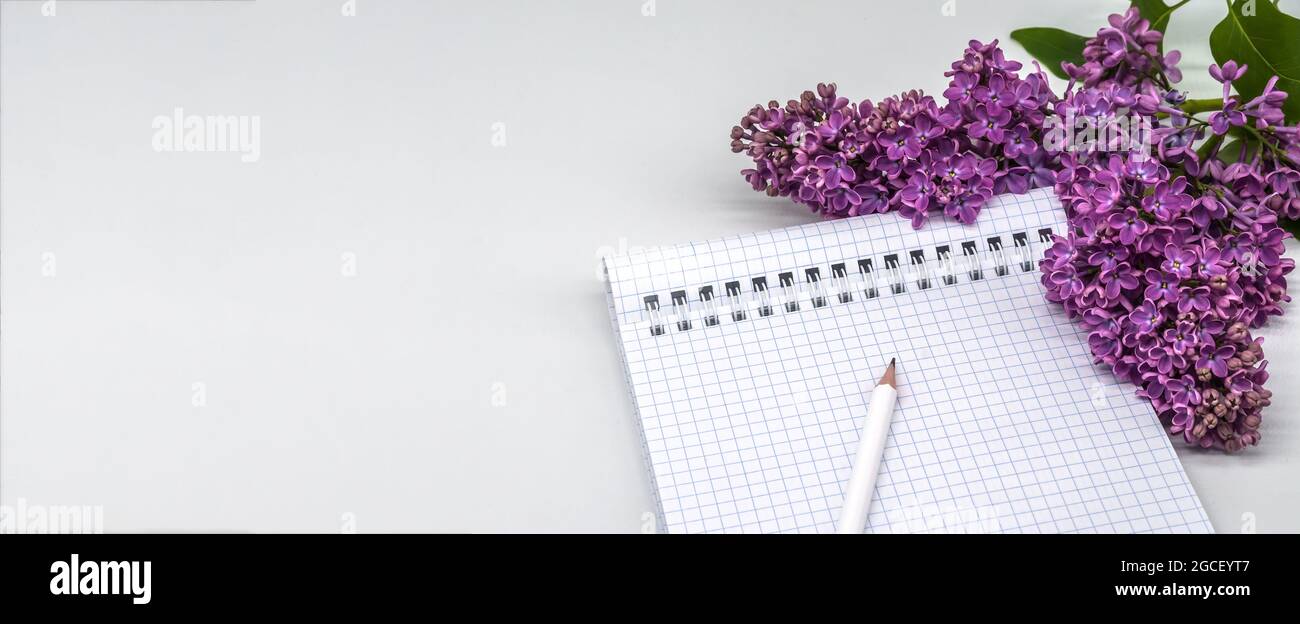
[604,188,1212,534]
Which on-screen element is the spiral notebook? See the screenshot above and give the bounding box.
[603,188,1212,534]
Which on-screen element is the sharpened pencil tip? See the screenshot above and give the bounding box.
[879,358,896,388]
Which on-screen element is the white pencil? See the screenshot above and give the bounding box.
[836,358,898,534]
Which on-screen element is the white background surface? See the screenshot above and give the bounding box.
[2,0,1297,533]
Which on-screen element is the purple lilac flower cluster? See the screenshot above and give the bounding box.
[1040,9,1297,451]
[1061,9,1182,94]
[729,39,1057,228]
[729,7,1296,451]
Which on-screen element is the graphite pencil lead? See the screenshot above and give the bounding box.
[879,358,897,388]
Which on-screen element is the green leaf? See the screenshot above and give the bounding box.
[1210,0,1300,124]
[1196,133,1226,161]
[1216,138,1260,164]
[1009,27,1090,80]
[1131,0,1191,48]
[1280,218,1300,240]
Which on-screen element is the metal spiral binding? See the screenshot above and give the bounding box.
[641,228,1055,337]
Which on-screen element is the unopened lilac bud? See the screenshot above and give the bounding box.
[1197,367,1212,382]
[1217,422,1233,440]
[1225,438,1242,453]
[1227,357,1243,371]
[1193,421,1208,438]
[1267,195,1284,211]
[731,126,745,140]
[1244,414,1262,429]
[1239,350,1257,365]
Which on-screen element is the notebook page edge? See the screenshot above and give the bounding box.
[602,255,670,533]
